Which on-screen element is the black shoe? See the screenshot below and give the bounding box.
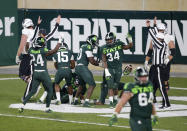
[153,98,157,103]
[73,100,79,105]
[18,108,24,113]
[45,109,53,113]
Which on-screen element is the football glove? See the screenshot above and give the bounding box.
[123,64,132,75]
[15,55,21,64]
[126,33,132,43]
[105,68,112,80]
[144,61,149,71]
[108,114,118,127]
[152,115,158,126]
[164,58,170,65]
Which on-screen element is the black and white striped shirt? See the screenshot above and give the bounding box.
[149,28,167,65]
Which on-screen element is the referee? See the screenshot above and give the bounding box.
[144,20,171,109]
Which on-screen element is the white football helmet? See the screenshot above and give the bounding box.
[22,18,34,28]
[157,23,166,31]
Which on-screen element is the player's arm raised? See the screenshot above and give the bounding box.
[122,33,133,50]
[144,41,153,70]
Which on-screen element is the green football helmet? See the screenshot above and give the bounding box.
[86,34,99,48]
[105,32,116,45]
[34,37,46,48]
[134,66,149,84]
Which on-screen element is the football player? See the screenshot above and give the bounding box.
[74,34,99,107]
[53,39,75,105]
[102,32,133,107]
[109,67,158,131]
[19,37,61,113]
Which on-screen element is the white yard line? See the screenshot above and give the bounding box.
[0,113,170,131]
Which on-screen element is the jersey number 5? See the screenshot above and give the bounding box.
[138,92,153,106]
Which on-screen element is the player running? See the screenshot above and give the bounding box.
[109,67,158,131]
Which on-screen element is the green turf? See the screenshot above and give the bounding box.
[0,74,187,131]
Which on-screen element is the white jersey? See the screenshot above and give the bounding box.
[164,34,174,58]
[21,28,34,54]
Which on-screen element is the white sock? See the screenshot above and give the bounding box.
[21,104,25,109]
[109,96,113,103]
[74,97,78,101]
[81,99,85,104]
[114,95,118,100]
[85,99,89,102]
[69,95,73,104]
[56,92,61,101]
[40,91,47,102]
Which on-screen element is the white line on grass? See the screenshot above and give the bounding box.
[0,113,171,131]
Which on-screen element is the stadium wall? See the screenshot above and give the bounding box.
[17,9,187,64]
[17,0,187,11]
[1,6,187,65]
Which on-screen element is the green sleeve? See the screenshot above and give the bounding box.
[42,47,49,55]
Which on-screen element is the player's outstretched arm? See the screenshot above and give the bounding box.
[46,43,61,56]
[122,33,133,50]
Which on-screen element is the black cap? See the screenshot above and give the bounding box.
[39,29,47,36]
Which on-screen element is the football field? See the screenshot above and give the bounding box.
[0,74,187,131]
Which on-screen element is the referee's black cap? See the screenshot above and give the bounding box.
[39,29,47,36]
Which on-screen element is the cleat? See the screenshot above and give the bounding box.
[55,100,61,105]
[37,100,44,104]
[153,98,157,103]
[73,100,79,105]
[83,101,90,107]
[45,109,53,113]
[18,108,24,113]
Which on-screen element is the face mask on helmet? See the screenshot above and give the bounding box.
[87,35,99,48]
[105,32,116,45]
[134,67,149,85]
[60,42,68,49]
[34,37,46,48]
[22,18,34,28]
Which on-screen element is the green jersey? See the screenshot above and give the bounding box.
[29,47,48,70]
[53,48,74,68]
[102,40,125,68]
[77,43,93,66]
[124,81,153,118]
